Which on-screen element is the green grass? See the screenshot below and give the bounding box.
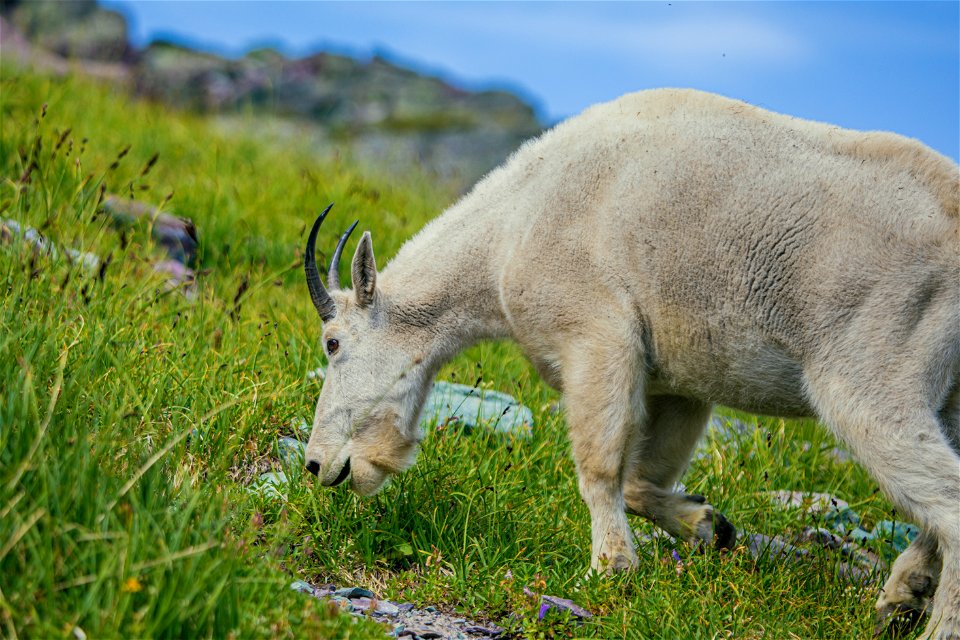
[0,66,916,639]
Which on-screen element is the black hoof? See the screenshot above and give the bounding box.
[712,511,737,550]
[873,604,926,638]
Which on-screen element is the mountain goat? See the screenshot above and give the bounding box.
[301,89,960,638]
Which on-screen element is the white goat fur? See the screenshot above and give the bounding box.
[304,89,960,638]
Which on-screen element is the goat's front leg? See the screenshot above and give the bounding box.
[562,336,643,573]
[624,395,736,549]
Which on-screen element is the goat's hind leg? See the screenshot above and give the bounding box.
[876,383,960,635]
[875,531,942,636]
[808,386,960,640]
[623,395,736,549]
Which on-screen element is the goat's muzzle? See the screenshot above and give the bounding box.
[306,457,351,487]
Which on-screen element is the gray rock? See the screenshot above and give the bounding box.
[277,437,305,467]
[291,417,311,436]
[8,0,130,62]
[290,580,314,595]
[744,532,809,562]
[249,471,288,498]
[375,600,401,616]
[763,490,849,514]
[423,381,532,436]
[334,586,374,599]
[102,195,198,267]
[540,594,593,619]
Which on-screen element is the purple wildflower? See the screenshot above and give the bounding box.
[538,602,551,620]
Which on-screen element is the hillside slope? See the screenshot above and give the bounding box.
[2,0,543,190]
[0,65,917,640]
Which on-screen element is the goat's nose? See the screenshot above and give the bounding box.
[305,459,320,476]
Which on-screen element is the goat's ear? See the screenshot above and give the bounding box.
[351,230,377,307]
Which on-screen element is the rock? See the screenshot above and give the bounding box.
[764,490,850,514]
[409,630,443,639]
[523,587,593,620]
[423,381,533,436]
[463,626,503,637]
[7,0,130,62]
[65,248,101,270]
[102,195,198,266]
[277,437,305,467]
[374,600,401,616]
[290,580,315,595]
[249,471,288,498]
[2,217,101,271]
[334,586,375,599]
[350,597,374,612]
[291,417,311,436]
[152,259,196,297]
[820,505,861,535]
[539,594,593,619]
[744,532,809,562]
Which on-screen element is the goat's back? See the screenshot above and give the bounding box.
[483,89,959,415]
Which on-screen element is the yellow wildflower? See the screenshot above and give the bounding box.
[121,577,143,593]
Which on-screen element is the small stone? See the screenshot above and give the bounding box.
[350,597,373,612]
[249,471,288,498]
[66,248,100,270]
[463,626,503,637]
[540,594,593,619]
[745,532,808,562]
[397,603,415,612]
[290,580,314,595]
[764,490,849,514]
[278,437,305,466]
[375,600,401,616]
[334,586,375,599]
[292,416,311,435]
[422,381,533,436]
[424,605,438,613]
[452,618,466,624]
[411,630,442,639]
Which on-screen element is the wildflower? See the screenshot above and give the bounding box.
[671,549,683,576]
[122,577,143,593]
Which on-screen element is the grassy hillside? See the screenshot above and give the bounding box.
[0,67,914,639]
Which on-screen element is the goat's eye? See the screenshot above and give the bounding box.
[326,338,339,355]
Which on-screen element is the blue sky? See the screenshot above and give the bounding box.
[105,1,959,160]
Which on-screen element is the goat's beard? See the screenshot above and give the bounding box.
[349,409,419,496]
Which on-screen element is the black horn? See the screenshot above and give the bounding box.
[304,203,337,322]
[328,219,359,290]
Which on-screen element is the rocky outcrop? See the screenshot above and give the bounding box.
[1,1,543,189]
[4,0,131,62]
